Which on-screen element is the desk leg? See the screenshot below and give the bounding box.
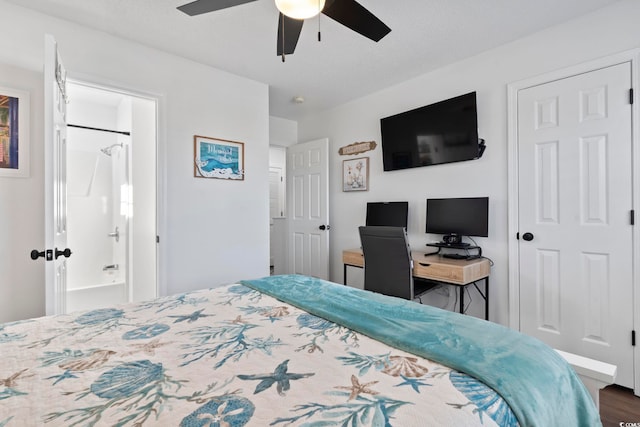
[485,277,489,321]
[459,286,464,314]
[343,264,347,286]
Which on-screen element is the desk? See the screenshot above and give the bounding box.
[343,248,491,320]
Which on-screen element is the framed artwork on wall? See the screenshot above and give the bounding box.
[194,135,245,181]
[342,157,369,192]
[0,86,30,178]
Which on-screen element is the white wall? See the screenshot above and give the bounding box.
[298,0,640,325]
[0,1,269,322]
[0,63,44,322]
[130,97,158,303]
[269,116,298,147]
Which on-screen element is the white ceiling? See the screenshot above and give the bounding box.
[8,0,621,120]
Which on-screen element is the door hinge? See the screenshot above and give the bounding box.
[633,330,636,346]
[630,88,634,105]
[516,232,520,240]
[631,210,635,225]
[156,235,160,243]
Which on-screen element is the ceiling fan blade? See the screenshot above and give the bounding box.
[177,0,258,16]
[276,13,304,56]
[322,0,391,42]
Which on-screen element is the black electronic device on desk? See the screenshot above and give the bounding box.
[425,197,489,260]
[366,201,408,228]
[426,242,482,260]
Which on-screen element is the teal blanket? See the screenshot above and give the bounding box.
[241,274,601,427]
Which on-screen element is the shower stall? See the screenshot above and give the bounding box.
[66,125,130,312]
[65,82,158,313]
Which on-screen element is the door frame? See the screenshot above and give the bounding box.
[62,72,166,300]
[506,49,640,394]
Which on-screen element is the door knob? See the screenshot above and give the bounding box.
[30,250,45,260]
[319,225,330,230]
[522,232,534,241]
[55,248,72,259]
[30,249,54,261]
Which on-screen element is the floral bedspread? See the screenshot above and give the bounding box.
[0,282,517,426]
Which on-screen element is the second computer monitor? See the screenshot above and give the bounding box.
[425,197,489,238]
[366,202,409,228]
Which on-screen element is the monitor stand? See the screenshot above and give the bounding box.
[425,242,482,260]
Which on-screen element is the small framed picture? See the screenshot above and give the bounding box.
[194,135,244,181]
[0,86,30,178]
[343,157,369,192]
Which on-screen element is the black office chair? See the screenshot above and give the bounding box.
[358,226,414,300]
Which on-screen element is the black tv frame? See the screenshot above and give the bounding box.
[380,92,482,171]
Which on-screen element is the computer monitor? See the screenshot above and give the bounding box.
[366,202,408,228]
[426,197,489,238]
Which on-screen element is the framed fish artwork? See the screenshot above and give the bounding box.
[194,135,244,181]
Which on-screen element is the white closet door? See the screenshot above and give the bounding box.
[517,62,634,387]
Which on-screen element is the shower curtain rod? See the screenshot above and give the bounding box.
[68,124,131,136]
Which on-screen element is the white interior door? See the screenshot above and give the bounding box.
[269,166,285,219]
[44,35,70,315]
[517,62,634,388]
[287,138,330,279]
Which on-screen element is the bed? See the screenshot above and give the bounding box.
[0,274,599,426]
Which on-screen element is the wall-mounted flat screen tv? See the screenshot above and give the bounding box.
[380,92,482,171]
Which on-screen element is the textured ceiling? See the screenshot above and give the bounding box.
[6,0,621,120]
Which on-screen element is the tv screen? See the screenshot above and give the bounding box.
[366,202,408,228]
[380,92,480,171]
[426,197,488,237]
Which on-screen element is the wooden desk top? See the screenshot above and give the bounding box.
[342,248,490,286]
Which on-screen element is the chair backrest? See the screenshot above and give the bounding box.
[358,226,414,300]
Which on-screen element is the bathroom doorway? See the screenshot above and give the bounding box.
[65,82,157,312]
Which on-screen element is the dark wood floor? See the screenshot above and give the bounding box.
[600,385,640,427]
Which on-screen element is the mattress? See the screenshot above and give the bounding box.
[0,274,599,426]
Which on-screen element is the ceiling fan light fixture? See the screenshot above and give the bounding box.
[275,0,326,20]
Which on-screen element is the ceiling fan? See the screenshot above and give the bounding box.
[177,0,391,61]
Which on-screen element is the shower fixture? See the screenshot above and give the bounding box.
[100,143,124,156]
[108,226,120,242]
